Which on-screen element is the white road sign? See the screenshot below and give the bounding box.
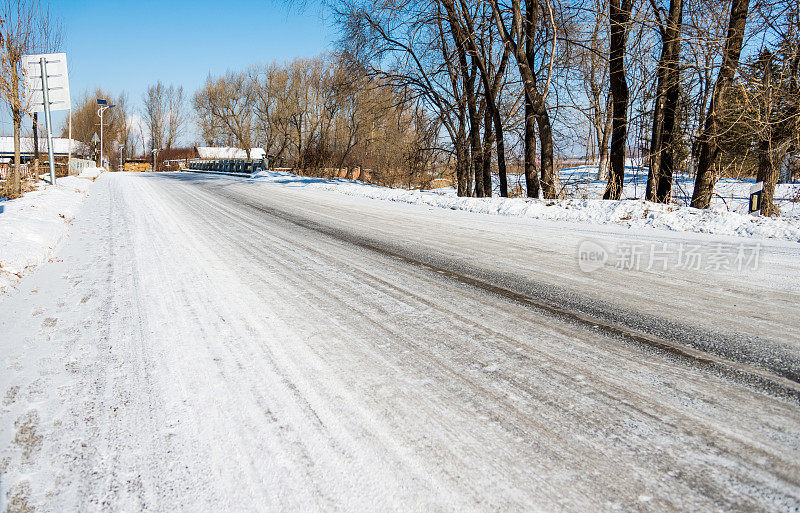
[21,52,71,112]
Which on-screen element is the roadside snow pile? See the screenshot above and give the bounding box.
[254,170,800,242]
[0,176,92,292]
[78,166,103,179]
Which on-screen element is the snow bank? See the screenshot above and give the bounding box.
[554,165,800,215]
[0,176,92,292]
[250,170,800,242]
[78,166,103,179]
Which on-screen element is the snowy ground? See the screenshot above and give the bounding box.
[553,165,800,212]
[1,172,799,512]
[237,167,800,242]
[0,176,93,292]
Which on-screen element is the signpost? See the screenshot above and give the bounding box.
[22,53,71,185]
[749,181,764,216]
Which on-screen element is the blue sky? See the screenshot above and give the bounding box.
[2,0,334,143]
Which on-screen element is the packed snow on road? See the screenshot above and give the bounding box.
[1,171,799,512]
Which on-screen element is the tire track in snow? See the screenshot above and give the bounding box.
[150,174,800,511]
[188,178,800,401]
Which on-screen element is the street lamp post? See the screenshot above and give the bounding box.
[96,99,115,169]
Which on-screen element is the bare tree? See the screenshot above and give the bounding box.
[751,18,799,215]
[141,82,186,155]
[165,85,186,150]
[690,0,750,208]
[0,0,61,196]
[489,0,560,199]
[645,0,684,202]
[563,0,612,181]
[116,91,134,165]
[142,82,166,153]
[335,0,475,195]
[602,0,633,199]
[192,71,255,157]
[62,88,125,163]
[440,0,515,197]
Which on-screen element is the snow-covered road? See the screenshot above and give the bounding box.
[1,172,799,512]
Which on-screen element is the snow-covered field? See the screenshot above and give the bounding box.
[239,168,800,242]
[552,165,800,212]
[1,172,799,512]
[0,176,93,292]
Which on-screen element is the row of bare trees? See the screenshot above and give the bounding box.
[142,82,186,153]
[192,55,439,187]
[320,0,798,213]
[64,88,129,165]
[62,81,187,169]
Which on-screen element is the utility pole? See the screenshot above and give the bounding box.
[32,112,39,181]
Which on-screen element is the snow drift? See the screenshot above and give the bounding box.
[0,176,92,292]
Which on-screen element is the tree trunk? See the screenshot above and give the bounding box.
[9,62,22,197]
[471,125,484,197]
[538,108,557,198]
[465,63,479,197]
[456,134,469,196]
[647,0,684,202]
[646,57,668,200]
[482,105,494,197]
[597,95,613,180]
[524,92,540,198]
[473,100,486,197]
[12,107,22,196]
[690,0,750,208]
[657,45,682,202]
[523,0,540,199]
[604,0,632,200]
[493,105,509,197]
[756,51,783,217]
[757,139,779,216]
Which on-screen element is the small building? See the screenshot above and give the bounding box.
[0,136,82,163]
[0,136,85,180]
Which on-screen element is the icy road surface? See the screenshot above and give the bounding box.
[1,171,799,512]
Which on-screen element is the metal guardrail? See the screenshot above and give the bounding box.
[187,159,267,175]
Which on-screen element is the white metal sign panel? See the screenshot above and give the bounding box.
[21,52,71,112]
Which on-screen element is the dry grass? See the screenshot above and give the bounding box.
[6,481,33,513]
[14,410,43,461]
[3,385,21,406]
